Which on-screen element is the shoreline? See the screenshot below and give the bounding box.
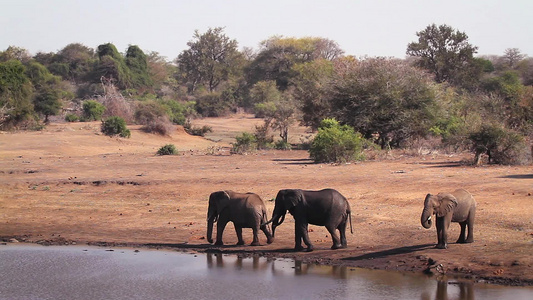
[3,236,532,287]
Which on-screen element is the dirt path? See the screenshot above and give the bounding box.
[1,116,532,286]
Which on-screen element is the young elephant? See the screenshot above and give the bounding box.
[264,188,353,252]
[207,190,273,246]
[421,189,477,249]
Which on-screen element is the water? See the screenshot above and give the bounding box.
[0,244,531,300]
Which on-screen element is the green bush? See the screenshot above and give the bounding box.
[469,124,529,165]
[309,118,370,163]
[184,123,213,137]
[157,144,177,156]
[65,113,79,122]
[274,140,291,150]
[82,100,106,121]
[101,116,130,138]
[231,132,257,154]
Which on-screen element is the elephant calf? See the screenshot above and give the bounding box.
[207,190,273,246]
[265,188,353,252]
[421,189,477,249]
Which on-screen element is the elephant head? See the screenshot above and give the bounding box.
[265,189,302,237]
[207,190,232,243]
[421,193,458,229]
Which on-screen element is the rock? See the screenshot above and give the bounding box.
[9,238,19,243]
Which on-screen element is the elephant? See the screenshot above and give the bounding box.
[421,189,477,249]
[264,188,353,252]
[207,190,273,246]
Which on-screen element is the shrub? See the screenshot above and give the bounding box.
[157,144,177,156]
[274,140,291,150]
[135,101,173,135]
[82,100,106,121]
[184,123,213,137]
[309,118,371,163]
[469,124,529,165]
[253,124,274,150]
[231,132,257,154]
[101,116,130,138]
[65,113,79,122]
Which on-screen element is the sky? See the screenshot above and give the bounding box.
[1,0,532,61]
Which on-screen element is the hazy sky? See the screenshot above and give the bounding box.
[1,0,532,61]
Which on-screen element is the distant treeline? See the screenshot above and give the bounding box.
[0,24,531,164]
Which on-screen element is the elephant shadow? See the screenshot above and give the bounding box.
[343,244,434,261]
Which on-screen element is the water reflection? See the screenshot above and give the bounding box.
[206,253,493,300]
[420,280,474,300]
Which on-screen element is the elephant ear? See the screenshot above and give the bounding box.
[211,190,232,212]
[436,193,458,217]
[284,189,302,209]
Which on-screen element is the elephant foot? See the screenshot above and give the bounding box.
[464,239,474,243]
[331,244,342,250]
[305,245,314,252]
[435,244,447,249]
[266,238,274,244]
[294,245,304,252]
[250,241,260,246]
[214,241,224,246]
[456,239,466,244]
[236,241,245,246]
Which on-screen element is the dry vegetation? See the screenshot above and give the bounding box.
[0,114,531,286]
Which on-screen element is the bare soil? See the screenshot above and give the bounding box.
[1,114,532,286]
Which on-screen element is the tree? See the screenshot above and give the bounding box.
[502,48,526,69]
[49,43,95,83]
[246,36,343,91]
[0,60,34,129]
[329,57,436,148]
[94,43,131,89]
[406,24,478,86]
[176,27,243,93]
[125,45,153,90]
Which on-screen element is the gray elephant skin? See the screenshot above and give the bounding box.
[207,190,273,246]
[421,188,477,249]
[265,188,353,252]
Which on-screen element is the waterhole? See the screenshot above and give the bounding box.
[0,244,531,299]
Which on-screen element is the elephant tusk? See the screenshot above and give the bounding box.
[427,216,431,221]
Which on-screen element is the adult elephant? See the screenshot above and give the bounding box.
[207,190,273,246]
[421,189,477,249]
[264,188,352,252]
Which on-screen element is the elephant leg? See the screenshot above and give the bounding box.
[465,210,475,243]
[326,224,342,250]
[215,220,228,246]
[235,226,245,245]
[435,217,447,249]
[457,222,467,243]
[294,223,304,251]
[338,221,348,248]
[299,223,314,252]
[260,223,274,244]
[250,226,260,246]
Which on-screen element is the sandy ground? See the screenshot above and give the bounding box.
[1,114,532,286]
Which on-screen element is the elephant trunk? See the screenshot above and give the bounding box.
[207,207,217,244]
[271,213,285,237]
[421,208,433,229]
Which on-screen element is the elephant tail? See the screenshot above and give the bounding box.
[348,211,353,234]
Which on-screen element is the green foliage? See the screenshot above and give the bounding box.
[184,123,212,136]
[429,115,463,140]
[125,45,153,89]
[329,57,436,149]
[468,124,528,165]
[309,118,371,163]
[231,132,257,154]
[157,144,177,156]
[195,92,233,117]
[82,100,106,121]
[101,116,130,138]
[65,113,79,122]
[177,27,243,93]
[407,24,479,87]
[274,140,291,150]
[0,59,35,129]
[159,99,196,125]
[95,43,131,89]
[33,87,61,122]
